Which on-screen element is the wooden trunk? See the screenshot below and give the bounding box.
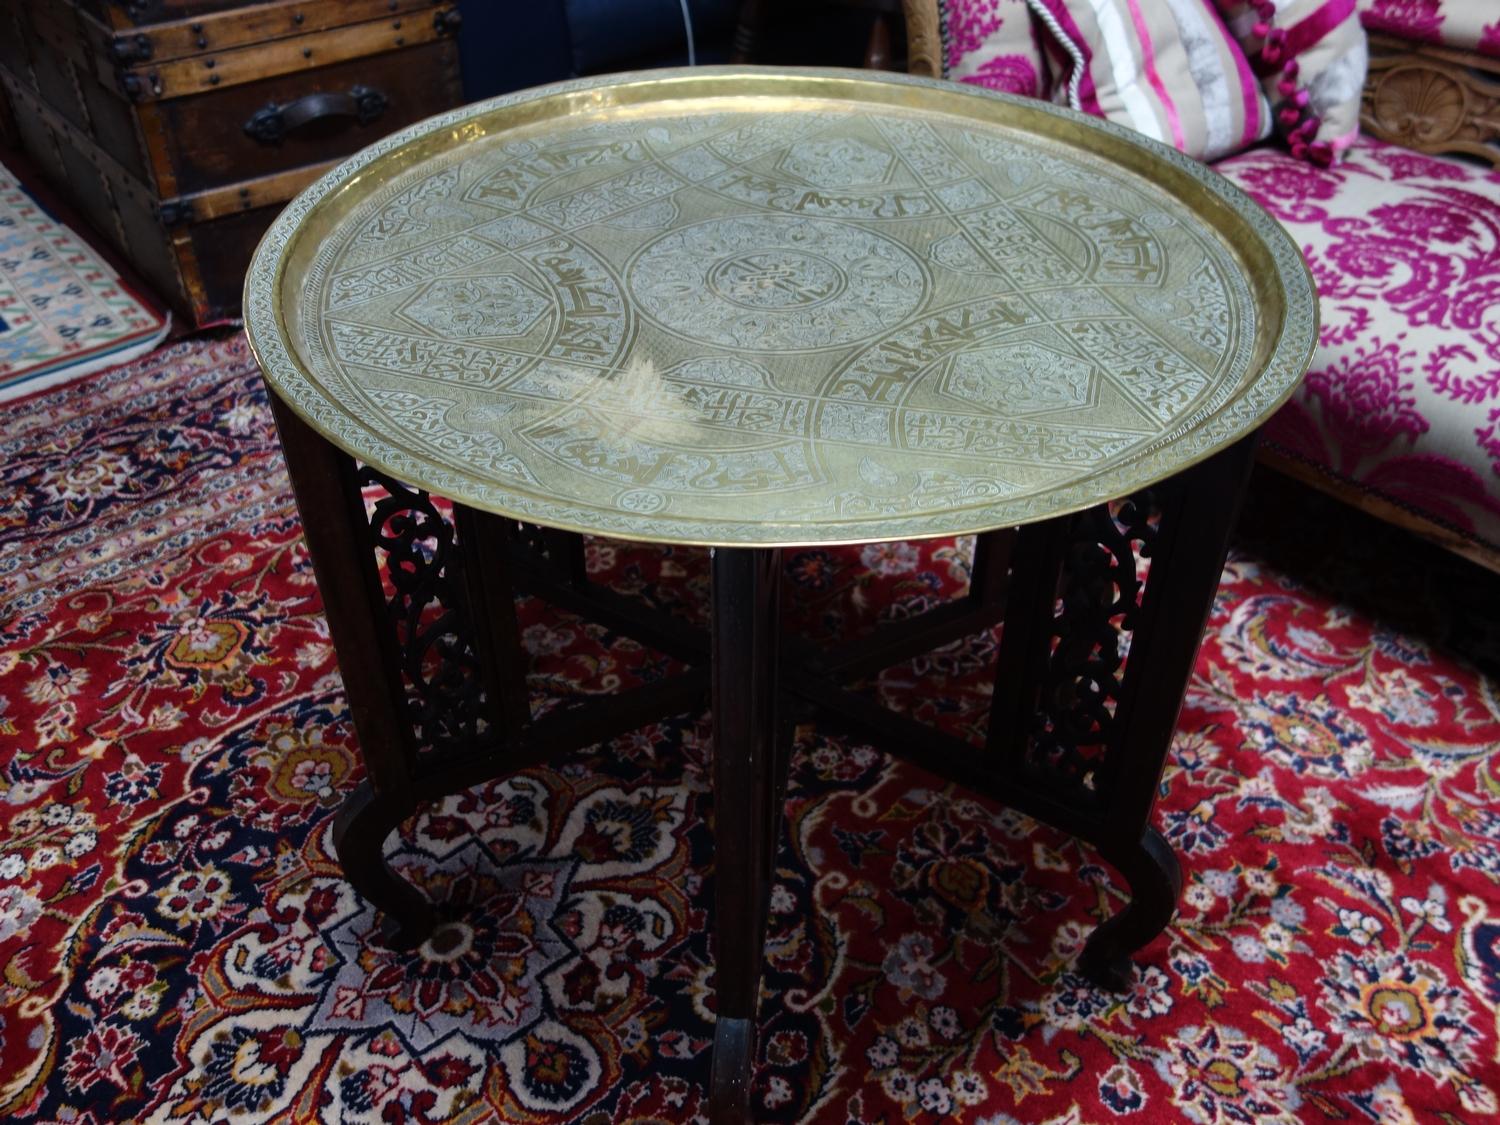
[0,0,463,326]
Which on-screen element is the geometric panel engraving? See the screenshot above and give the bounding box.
[1012,185,1165,285]
[354,166,460,246]
[1062,321,1209,424]
[944,341,1096,415]
[367,389,540,485]
[959,206,1082,287]
[329,234,495,309]
[328,322,528,388]
[929,233,994,275]
[399,275,550,338]
[1180,258,1232,354]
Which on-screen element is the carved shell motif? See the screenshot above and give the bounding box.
[1369,65,1469,145]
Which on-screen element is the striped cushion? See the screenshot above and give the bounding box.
[1219,0,1369,165]
[1027,0,1273,161]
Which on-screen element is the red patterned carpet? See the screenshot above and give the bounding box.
[2,334,1499,1123]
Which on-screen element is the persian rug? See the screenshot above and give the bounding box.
[2,333,1499,1123]
[0,162,168,404]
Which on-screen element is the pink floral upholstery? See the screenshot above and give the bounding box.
[1358,0,1500,57]
[1216,137,1500,549]
[945,0,1045,97]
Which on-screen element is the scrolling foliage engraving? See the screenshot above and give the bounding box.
[1026,491,1161,797]
[359,466,488,756]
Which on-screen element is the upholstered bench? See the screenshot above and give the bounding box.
[1219,31,1500,571]
[905,4,1500,571]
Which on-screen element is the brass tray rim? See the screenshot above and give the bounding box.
[243,64,1318,549]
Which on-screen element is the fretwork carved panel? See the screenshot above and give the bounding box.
[359,466,489,756]
[1024,491,1163,797]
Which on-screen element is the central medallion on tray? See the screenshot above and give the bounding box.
[627,213,928,351]
[707,249,847,310]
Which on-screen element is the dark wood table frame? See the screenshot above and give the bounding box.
[270,391,1257,1124]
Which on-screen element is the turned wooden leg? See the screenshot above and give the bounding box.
[709,546,785,1125]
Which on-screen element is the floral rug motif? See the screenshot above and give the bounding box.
[2,335,1500,1122]
[0,162,168,403]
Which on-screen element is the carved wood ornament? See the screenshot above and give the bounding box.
[902,0,944,78]
[1362,33,1500,166]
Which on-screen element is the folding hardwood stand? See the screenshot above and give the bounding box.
[271,393,1257,1125]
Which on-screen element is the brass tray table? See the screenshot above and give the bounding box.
[244,66,1316,1123]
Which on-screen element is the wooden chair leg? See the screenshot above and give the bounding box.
[865,11,893,69]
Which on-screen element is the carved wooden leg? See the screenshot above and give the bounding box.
[512,524,589,591]
[968,526,1016,606]
[272,394,726,949]
[1077,828,1182,990]
[333,782,437,949]
[268,395,443,945]
[709,546,785,1125]
[267,392,541,947]
[542,527,589,588]
[1079,437,1258,988]
[985,436,1259,991]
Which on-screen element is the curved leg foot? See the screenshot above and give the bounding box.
[1078,828,1182,992]
[710,1017,754,1125]
[333,781,437,950]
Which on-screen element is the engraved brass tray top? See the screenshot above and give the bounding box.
[245,67,1316,547]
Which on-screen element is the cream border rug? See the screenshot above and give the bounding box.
[0,161,169,403]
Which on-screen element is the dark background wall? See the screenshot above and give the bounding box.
[456,0,884,102]
[457,0,736,101]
